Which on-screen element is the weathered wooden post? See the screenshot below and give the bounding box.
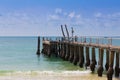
[69,42,72,62]
[79,46,84,68]
[105,50,109,71]
[73,44,77,65]
[63,41,66,60]
[36,36,40,55]
[65,24,70,60]
[97,48,104,77]
[41,37,45,54]
[73,36,79,65]
[60,38,65,59]
[85,47,90,68]
[69,43,74,63]
[59,38,63,57]
[107,50,115,80]
[47,41,51,57]
[65,42,70,60]
[90,47,97,72]
[60,25,66,59]
[58,39,61,56]
[115,52,119,77]
[55,40,58,57]
[73,44,79,65]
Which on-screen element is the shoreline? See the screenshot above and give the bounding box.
[0,70,119,80]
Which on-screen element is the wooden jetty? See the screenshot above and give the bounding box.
[39,25,120,80]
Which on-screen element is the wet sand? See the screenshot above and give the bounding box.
[0,71,119,80]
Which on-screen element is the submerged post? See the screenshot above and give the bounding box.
[107,50,115,80]
[69,43,74,63]
[85,47,90,68]
[73,44,79,65]
[97,48,104,77]
[65,42,70,60]
[90,47,97,72]
[105,50,109,71]
[36,36,40,55]
[79,46,84,68]
[63,42,66,60]
[115,52,119,77]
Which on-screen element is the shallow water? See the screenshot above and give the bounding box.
[0,36,119,80]
[0,37,80,71]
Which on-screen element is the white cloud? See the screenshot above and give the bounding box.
[76,14,81,18]
[55,8,62,14]
[111,12,120,17]
[1,9,120,36]
[68,12,75,18]
[47,10,120,36]
[94,12,102,17]
[0,11,46,36]
[48,15,60,20]
[63,12,67,16]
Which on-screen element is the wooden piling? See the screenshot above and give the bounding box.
[65,42,70,61]
[59,39,63,57]
[115,52,119,77]
[63,42,67,60]
[97,48,104,77]
[85,47,90,68]
[79,46,84,68]
[55,41,58,57]
[90,47,97,72]
[107,50,115,80]
[73,44,79,65]
[36,36,40,55]
[105,50,109,71]
[41,37,47,55]
[47,42,51,57]
[58,39,61,56]
[69,43,74,63]
[60,42,65,59]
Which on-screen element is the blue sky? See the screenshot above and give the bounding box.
[0,0,120,36]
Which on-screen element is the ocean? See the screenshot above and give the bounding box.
[0,36,119,80]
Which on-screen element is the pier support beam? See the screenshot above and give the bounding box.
[61,42,65,59]
[62,42,66,60]
[73,45,79,65]
[97,48,104,77]
[90,47,97,72]
[47,43,51,57]
[59,41,64,58]
[36,36,40,55]
[105,50,109,71]
[55,42,58,57]
[79,46,84,68]
[65,42,70,61]
[58,40,61,56]
[69,43,74,63]
[107,51,115,80]
[85,47,90,68]
[115,52,119,77]
[41,38,49,55]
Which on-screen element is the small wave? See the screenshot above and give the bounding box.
[62,70,91,74]
[0,70,91,76]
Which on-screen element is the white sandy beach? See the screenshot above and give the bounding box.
[0,71,119,80]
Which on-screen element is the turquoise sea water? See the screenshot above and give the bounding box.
[0,37,82,72]
[0,36,120,73]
